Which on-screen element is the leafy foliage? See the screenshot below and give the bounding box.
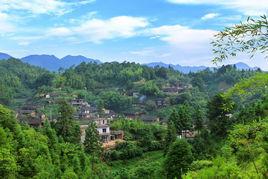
[208,93,234,138]
[0,104,110,178]
[84,121,102,156]
[212,15,268,63]
[164,115,177,154]
[54,101,80,143]
[110,119,165,155]
[164,139,193,179]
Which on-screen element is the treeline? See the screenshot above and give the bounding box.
[0,100,114,178]
[183,73,268,178]
[0,58,257,116]
[0,58,266,178]
[105,119,166,161]
[0,59,47,107]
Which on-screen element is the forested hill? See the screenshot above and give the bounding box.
[0,59,48,108]
[0,58,258,117]
[0,13,267,178]
[0,59,266,178]
[0,57,267,178]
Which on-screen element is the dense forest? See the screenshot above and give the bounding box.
[0,15,268,178]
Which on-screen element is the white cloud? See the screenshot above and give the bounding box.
[69,11,98,24]
[0,0,95,15]
[138,24,218,66]
[149,25,216,49]
[0,12,15,34]
[167,0,268,16]
[201,13,220,20]
[48,16,149,43]
[167,0,213,4]
[47,27,73,37]
[130,48,155,56]
[130,48,171,58]
[10,35,44,46]
[18,41,30,46]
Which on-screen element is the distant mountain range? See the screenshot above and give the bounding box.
[145,62,208,73]
[21,55,101,71]
[0,52,101,71]
[0,52,259,73]
[0,52,13,60]
[144,62,259,73]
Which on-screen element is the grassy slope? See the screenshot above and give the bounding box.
[108,151,165,177]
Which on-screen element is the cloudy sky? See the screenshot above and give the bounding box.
[0,0,267,69]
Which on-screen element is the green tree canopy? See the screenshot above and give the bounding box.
[54,101,80,143]
[164,139,193,179]
[164,115,177,155]
[84,121,102,156]
[208,93,234,138]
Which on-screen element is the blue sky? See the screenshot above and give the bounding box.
[0,0,267,69]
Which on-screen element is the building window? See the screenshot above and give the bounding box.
[102,128,106,133]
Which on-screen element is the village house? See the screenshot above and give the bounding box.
[16,105,46,127]
[79,118,111,143]
[70,98,99,120]
[71,98,123,144]
[155,98,168,108]
[78,104,98,119]
[179,130,197,139]
[163,86,185,95]
[138,95,147,103]
[80,119,124,144]
[95,118,111,142]
[101,109,116,119]
[132,91,140,98]
[39,92,60,104]
[71,98,89,107]
[110,130,124,140]
[123,110,145,119]
[140,114,160,123]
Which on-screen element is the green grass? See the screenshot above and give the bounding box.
[108,151,165,178]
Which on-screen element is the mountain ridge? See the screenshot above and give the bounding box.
[20,54,101,71]
[144,62,208,73]
[0,52,13,60]
[0,52,260,72]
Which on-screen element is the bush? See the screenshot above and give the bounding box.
[190,160,213,171]
[104,142,143,161]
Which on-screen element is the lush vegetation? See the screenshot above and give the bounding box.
[212,15,268,63]
[0,15,267,178]
[0,58,266,178]
[0,104,110,178]
[109,151,165,178]
[0,59,47,108]
[106,119,165,161]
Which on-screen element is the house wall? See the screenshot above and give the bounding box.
[97,126,110,134]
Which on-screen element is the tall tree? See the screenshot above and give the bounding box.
[140,80,160,96]
[84,121,102,156]
[173,105,191,135]
[208,94,234,138]
[55,101,80,143]
[0,127,17,178]
[193,109,205,134]
[164,113,177,155]
[164,139,193,179]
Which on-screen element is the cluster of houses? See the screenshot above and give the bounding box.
[70,99,123,143]
[16,105,46,127]
[16,99,124,144]
[122,84,191,122]
[15,83,194,144]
